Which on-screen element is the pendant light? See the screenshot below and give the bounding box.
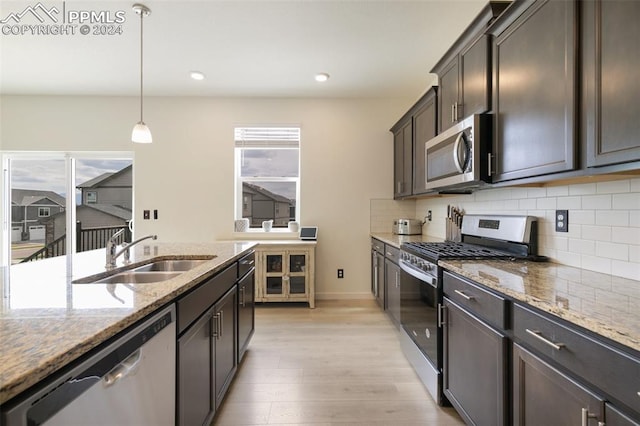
[131,4,152,144]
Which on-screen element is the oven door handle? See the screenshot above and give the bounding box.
[399,261,437,287]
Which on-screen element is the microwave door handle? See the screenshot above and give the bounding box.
[452,132,466,173]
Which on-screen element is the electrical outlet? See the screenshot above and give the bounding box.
[337,269,344,279]
[143,210,150,220]
[555,210,568,232]
[426,210,432,222]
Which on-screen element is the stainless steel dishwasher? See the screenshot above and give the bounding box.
[2,304,176,426]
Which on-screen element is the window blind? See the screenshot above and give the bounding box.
[234,127,300,148]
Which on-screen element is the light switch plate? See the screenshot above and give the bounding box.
[555,210,568,232]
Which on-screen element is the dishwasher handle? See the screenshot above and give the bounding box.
[103,350,142,387]
[19,305,175,426]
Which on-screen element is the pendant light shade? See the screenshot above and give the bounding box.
[132,122,152,143]
[132,4,152,144]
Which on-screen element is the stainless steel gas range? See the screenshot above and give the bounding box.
[398,214,539,405]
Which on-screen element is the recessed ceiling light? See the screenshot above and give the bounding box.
[190,71,205,81]
[315,73,330,82]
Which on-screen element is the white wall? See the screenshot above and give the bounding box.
[370,180,640,281]
[1,95,412,298]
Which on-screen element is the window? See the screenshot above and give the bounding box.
[234,127,300,229]
[3,153,133,267]
[86,191,97,204]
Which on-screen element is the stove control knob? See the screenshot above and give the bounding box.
[424,263,433,272]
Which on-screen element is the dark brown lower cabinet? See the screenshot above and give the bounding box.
[237,269,255,363]
[443,298,508,425]
[177,305,215,426]
[178,286,237,426]
[385,258,401,328]
[214,287,238,409]
[513,342,604,425]
[606,404,640,426]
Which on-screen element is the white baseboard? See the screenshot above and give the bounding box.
[315,292,374,300]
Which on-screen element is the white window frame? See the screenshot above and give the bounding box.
[37,207,51,217]
[234,127,301,231]
[1,151,133,268]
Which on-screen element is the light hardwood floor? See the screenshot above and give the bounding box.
[214,299,464,425]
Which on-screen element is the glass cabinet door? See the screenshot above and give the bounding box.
[288,253,307,295]
[266,254,283,273]
[265,254,284,296]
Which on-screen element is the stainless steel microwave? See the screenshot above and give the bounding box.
[424,114,491,191]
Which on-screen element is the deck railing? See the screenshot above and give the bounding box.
[20,223,131,263]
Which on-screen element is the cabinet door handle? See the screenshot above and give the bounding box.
[438,303,446,327]
[488,153,493,176]
[395,271,399,288]
[526,329,565,350]
[211,314,219,338]
[454,289,474,300]
[451,104,455,123]
[219,311,224,338]
[581,408,598,426]
[240,286,246,307]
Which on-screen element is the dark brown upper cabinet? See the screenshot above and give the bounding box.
[582,0,640,168]
[412,88,438,195]
[431,2,510,134]
[392,118,413,199]
[488,0,578,183]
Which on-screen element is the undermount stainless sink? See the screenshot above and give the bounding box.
[73,256,215,285]
[94,271,182,284]
[131,259,211,272]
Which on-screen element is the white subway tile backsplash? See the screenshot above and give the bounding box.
[372,178,639,280]
[581,225,612,241]
[546,186,569,197]
[526,187,547,198]
[569,182,597,195]
[611,227,640,246]
[556,250,582,268]
[612,193,640,210]
[582,194,612,210]
[519,198,537,210]
[581,254,612,275]
[595,210,629,227]
[596,180,630,194]
[570,210,595,225]
[557,196,581,210]
[596,241,628,261]
[568,238,595,255]
[536,197,557,210]
[611,260,640,281]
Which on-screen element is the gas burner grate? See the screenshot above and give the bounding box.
[402,241,517,262]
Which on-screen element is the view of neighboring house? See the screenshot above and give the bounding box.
[11,189,66,242]
[46,165,133,241]
[242,182,294,227]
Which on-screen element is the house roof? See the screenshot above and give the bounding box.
[11,189,65,207]
[77,165,132,189]
[242,182,292,204]
[82,204,132,221]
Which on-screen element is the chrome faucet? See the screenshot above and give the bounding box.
[105,230,157,269]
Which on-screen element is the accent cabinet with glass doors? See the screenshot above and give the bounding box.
[255,242,316,308]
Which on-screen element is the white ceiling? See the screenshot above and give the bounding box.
[0,0,488,98]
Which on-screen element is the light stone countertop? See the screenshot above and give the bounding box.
[440,259,640,355]
[0,241,256,405]
[370,233,444,247]
[371,233,640,355]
